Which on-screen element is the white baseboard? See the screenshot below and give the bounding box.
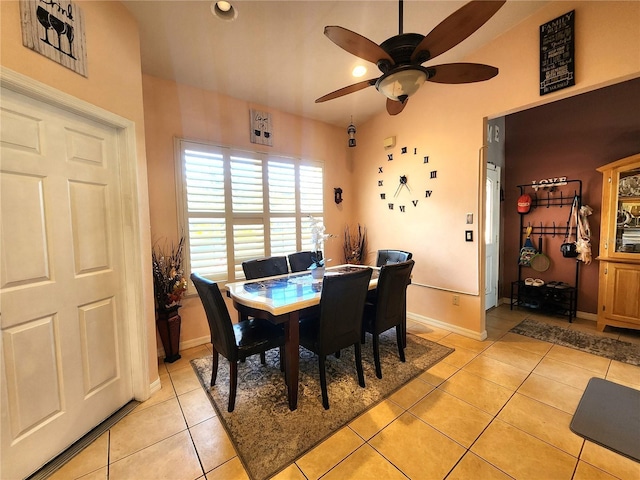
[149,376,161,396]
[407,312,487,341]
[157,335,211,358]
[155,308,597,361]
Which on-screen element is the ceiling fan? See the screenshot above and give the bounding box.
[315,0,506,115]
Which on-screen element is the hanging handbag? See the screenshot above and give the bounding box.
[576,204,593,264]
[519,226,537,266]
[561,195,579,258]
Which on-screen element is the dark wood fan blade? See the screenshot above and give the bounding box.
[386,97,408,115]
[411,0,506,63]
[324,26,394,66]
[427,63,498,84]
[315,78,378,103]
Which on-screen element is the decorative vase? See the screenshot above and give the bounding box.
[311,267,325,279]
[156,305,182,363]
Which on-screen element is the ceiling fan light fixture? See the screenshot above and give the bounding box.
[211,1,238,21]
[352,65,367,78]
[376,67,427,101]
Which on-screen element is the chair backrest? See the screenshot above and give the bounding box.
[376,249,413,267]
[242,256,289,280]
[190,273,238,361]
[317,267,373,355]
[288,251,314,272]
[374,260,415,334]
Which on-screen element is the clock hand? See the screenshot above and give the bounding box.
[394,182,403,197]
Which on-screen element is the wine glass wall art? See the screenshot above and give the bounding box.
[20,0,87,77]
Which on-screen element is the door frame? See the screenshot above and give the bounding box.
[1,67,150,401]
[485,163,501,310]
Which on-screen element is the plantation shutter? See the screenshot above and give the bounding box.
[178,140,324,282]
[300,165,324,252]
[268,161,297,255]
[300,165,323,213]
[184,149,228,280]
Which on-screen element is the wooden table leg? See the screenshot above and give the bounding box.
[284,311,300,410]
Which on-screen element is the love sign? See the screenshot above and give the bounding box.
[531,176,568,191]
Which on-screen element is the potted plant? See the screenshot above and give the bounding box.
[309,216,332,279]
[152,237,188,362]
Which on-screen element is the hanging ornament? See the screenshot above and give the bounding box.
[347,117,356,148]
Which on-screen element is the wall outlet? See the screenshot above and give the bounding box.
[452,295,460,306]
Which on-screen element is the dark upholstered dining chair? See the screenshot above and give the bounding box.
[190,273,285,412]
[287,251,315,272]
[299,267,373,409]
[242,256,289,280]
[375,249,413,267]
[362,260,415,379]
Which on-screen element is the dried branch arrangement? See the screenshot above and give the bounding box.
[152,237,187,309]
[343,224,367,265]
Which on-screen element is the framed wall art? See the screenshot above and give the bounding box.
[250,109,273,146]
[20,0,88,77]
[540,10,575,96]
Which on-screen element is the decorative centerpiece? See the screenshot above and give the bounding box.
[152,237,187,363]
[343,224,367,264]
[309,216,332,279]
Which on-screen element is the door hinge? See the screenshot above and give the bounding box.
[604,267,608,274]
[608,177,612,183]
[604,242,608,250]
[602,305,606,311]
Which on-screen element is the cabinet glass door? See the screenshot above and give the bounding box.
[615,166,640,253]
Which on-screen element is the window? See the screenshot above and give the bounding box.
[176,140,324,283]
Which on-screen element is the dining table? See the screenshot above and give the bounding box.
[225,264,379,410]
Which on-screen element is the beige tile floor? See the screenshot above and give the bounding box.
[49,305,640,480]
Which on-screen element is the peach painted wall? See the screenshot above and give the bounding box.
[142,75,353,347]
[352,1,640,336]
[0,1,157,383]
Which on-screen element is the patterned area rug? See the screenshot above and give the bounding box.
[510,319,640,366]
[191,331,453,480]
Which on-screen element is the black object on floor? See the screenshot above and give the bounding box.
[570,377,640,462]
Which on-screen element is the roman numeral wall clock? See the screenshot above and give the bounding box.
[377,144,437,213]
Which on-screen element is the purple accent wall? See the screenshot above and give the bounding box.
[502,78,640,314]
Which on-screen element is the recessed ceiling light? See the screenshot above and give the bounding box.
[211,1,238,21]
[352,65,367,78]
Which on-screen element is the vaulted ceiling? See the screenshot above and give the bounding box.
[123,1,548,127]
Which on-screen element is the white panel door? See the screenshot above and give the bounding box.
[485,164,501,309]
[1,88,132,479]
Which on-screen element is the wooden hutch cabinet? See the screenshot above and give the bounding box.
[596,153,640,331]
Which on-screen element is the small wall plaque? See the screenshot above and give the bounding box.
[20,0,88,77]
[540,10,575,96]
[250,109,273,146]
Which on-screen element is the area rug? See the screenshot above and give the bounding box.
[510,319,640,366]
[191,331,453,480]
[570,377,640,462]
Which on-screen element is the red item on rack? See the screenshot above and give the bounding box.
[517,194,532,214]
